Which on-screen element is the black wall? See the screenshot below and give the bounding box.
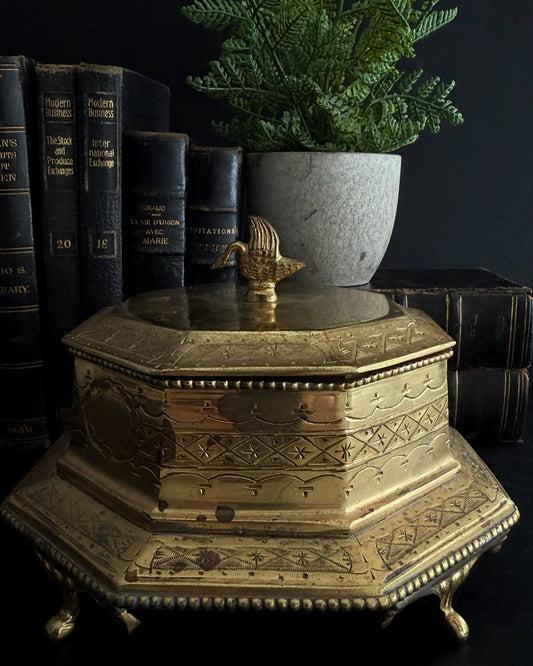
[2,0,532,288]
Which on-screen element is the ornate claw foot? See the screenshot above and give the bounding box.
[433,560,477,641]
[381,608,399,629]
[491,536,507,555]
[44,585,80,641]
[37,556,80,641]
[110,607,142,634]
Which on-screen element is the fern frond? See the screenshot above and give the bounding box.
[344,80,372,104]
[397,68,424,94]
[181,0,463,151]
[181,0,250,30]
[315,91,359,128]
[354,0,417,64]
[269,0,314,49]
[432,79,456,104]
[414,8,458,41]
[415,75,440,99]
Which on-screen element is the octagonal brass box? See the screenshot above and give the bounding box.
[1,282,519,641]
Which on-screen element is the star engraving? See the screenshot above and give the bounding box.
[242,443,261,459]
[295,551,310,567]
[288,445,308,460]
[336,441,354,462]
[264,343,281,357]
[197,441,213,458]
[248,551,264,567]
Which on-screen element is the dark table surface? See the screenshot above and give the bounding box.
[1,407,531,666]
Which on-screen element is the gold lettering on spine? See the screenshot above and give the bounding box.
[88,137,115,169]
[129,201,182,247]
[44,95,73,119]
[42,93,76,180]
[0,261,30,294]
[189,226,236,235]
[0,138,18,148]
[87,96,115,118]
[0,135,20,184]
[46,134,75,176]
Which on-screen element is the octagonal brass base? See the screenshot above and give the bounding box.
[1,427,518,642]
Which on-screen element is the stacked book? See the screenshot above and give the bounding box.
[0,55,244,449]
[367,268,532,443]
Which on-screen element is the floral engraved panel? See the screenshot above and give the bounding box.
[148,543,355,574]
[24,480,146,563]
[164,396,449,470]
[375,484,489,567]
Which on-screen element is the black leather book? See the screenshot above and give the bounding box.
[35,63,81,432]
[368,268,533,369]
[122,131,188,297]
[448,367,529,442]
[77,64,170,318]
[186,145,243,284]
[0,56,49,449]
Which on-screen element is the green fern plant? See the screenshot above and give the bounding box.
[181,0,463,152]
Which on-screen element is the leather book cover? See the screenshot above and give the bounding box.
[0,55,49,448]
[122,131,188,296]
[35,63,81,432]
[448,367,530,442]
[77,64,170,318]
[368,268,533,369]
[186,144,243,284]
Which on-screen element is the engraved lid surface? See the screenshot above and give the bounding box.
[64,282,454,377]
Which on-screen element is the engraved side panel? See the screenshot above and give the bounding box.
[164,388,346,434]
[59,358,166,512]
[343,361,453,513]
[159,360,452,524]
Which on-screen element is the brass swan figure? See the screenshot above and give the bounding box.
[211,215,305,302]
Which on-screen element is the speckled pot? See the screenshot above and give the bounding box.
[245,152,401,286]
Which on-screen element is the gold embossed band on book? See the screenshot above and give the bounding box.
[1,217,519,641]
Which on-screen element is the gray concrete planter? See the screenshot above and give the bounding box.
[245,152,401,286]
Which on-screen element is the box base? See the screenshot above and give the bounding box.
[1,428,519,642]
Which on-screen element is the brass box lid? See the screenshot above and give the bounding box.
[64,283,455,378]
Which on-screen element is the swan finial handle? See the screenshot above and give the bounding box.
[211,215,305,302]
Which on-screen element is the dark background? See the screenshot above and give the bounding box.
[1,2,532,664]
[1,0,531,288]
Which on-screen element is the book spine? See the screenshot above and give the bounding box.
[448,367,530,441]
[447,291,533,370]
[122,131,188,297]
[77,65,124,319]
[186,145,243,284]
[0,56,49,448]
[383,289,532,370]
[36,64,80,432]
[77,65,171,317]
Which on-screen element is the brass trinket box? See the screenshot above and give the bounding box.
[1,220,519,641]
